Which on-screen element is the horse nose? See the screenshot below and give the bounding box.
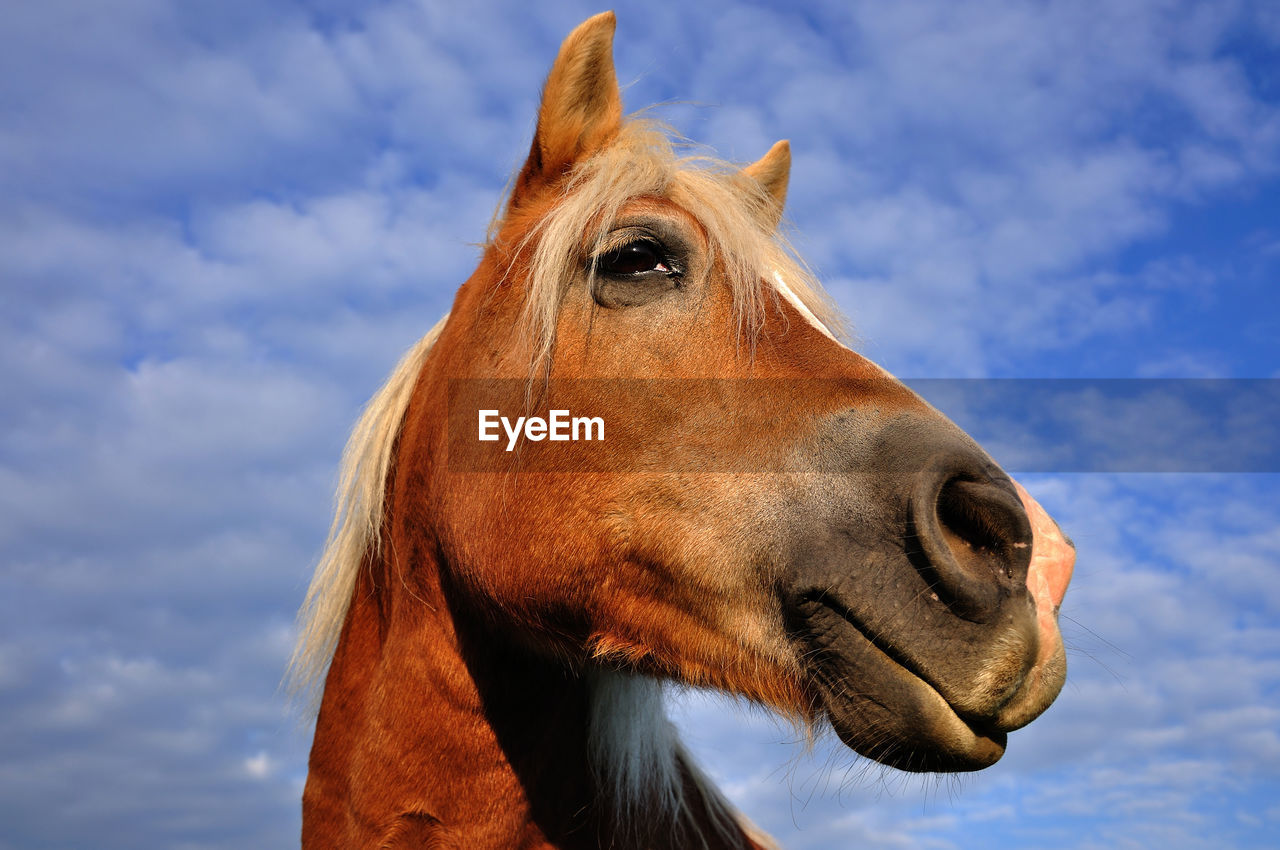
[908,452,1033,623]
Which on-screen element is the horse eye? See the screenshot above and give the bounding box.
[597,240,670,276]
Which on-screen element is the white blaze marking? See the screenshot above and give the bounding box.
[770,269,898,381]
[771,269,837,341]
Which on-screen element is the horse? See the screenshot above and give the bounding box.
[290,12,1076,849]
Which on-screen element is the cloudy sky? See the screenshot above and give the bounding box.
[1,1,1277,848]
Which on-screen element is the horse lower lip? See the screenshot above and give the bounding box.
[793,597,1010,771]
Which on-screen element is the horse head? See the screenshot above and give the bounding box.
[296,11,1074,848]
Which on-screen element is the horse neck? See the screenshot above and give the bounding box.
[302,535,606,848]
[301,339,767,848]
[303,546,769,850]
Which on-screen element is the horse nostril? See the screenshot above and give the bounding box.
[910,460,1033,623]
[936,478,1030,581]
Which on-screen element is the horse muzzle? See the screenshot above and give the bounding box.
[784,410,1075,772]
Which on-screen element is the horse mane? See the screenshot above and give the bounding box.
[589,671,778,849]
[288,313,449,702]
[289,116,839,848]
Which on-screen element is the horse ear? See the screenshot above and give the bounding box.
[743,140,791,230]
[511,12,623,207]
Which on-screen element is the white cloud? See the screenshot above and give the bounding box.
[244,750,275,780]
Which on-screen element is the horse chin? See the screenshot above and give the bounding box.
[793,598,1010,773]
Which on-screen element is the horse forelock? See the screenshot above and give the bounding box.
[493,117,846,372]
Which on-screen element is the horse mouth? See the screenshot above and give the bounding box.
[790,594,1011,772]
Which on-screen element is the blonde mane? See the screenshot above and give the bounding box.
[288,314,448,701]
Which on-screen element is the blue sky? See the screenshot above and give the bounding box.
[1,1,1277,848]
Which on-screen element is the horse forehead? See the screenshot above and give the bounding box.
[605,195,710,243]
